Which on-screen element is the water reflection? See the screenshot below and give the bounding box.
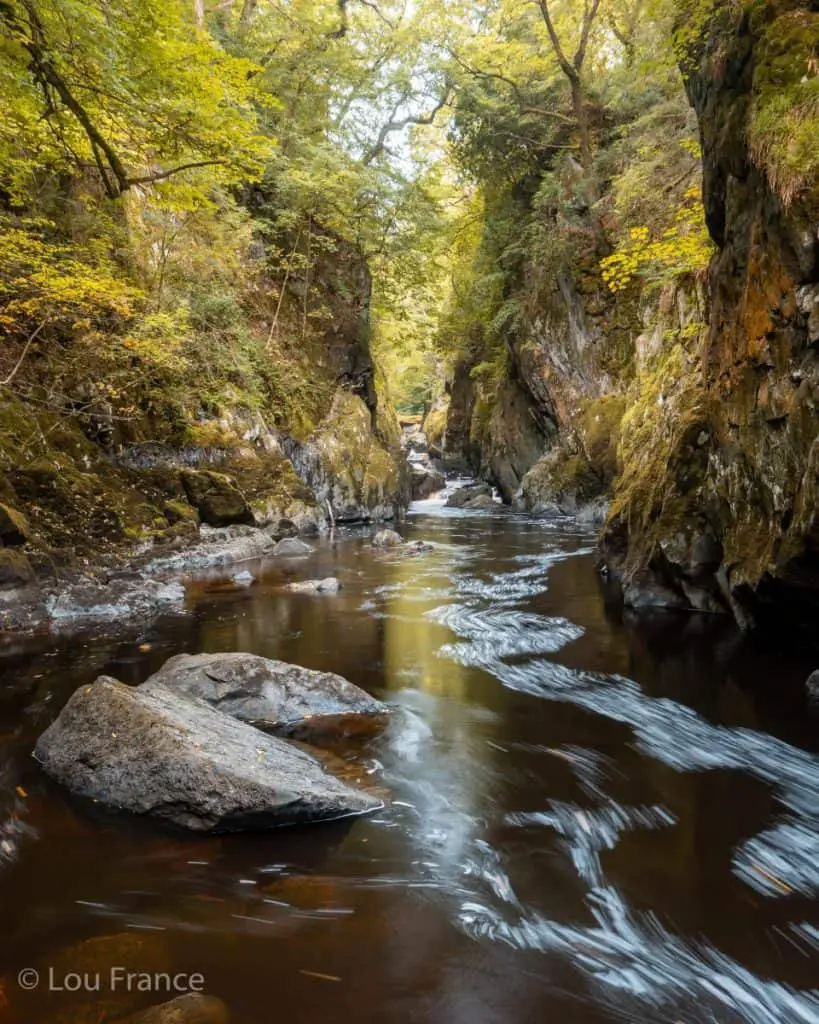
[0,499,816,1023]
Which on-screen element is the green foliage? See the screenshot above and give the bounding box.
[0,0,269,206]
[749,7,819,205]
[601,185,714,292]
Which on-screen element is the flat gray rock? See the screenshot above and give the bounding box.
[272,537,313,557]
[34,677,381,832]
[143,652,387,740]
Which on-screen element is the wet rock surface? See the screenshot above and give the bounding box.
[372,529,404,548]
[285,576,342,594]
[143,652,387,740]
[410,464,445,500]
[445,483,492,509]
[46,578,186,625]
[34,676,382,831]
[272,537,313,557]
[117,995,230,1024]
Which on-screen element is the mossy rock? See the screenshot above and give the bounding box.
[0,549,35,588]
[0,503,31,546]
[163,499,199,526]
[181,470,254,528]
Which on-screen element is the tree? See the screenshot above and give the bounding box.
[0,0,269,204]
[537,0,602,175]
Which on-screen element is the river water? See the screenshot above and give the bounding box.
[0,496,818,1023]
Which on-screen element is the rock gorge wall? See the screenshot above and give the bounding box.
[440,0,819,635]
[0,221,406,592]
[604,0,819,632]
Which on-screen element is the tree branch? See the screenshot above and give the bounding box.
[537,0,576,82]
[1,321,47,388]
[126,159,226,186]
[361,86,451,166]
[449,51,574,124]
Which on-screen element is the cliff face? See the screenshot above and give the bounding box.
[0,220,404,582]
[604,0,819,631]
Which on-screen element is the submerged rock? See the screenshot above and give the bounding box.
[34,676,381,831]
[272,537,313,557]
[286,577,341,594]
[143,652,386,739]
[117,994,230,1024]
[372,529,404,548]
[445,483,492,508]
[404,540,434,555]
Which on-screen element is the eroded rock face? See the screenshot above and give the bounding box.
[34,677,381,831]
[282,392,406,524]
[603,1,819,630]
[143,652,386,741]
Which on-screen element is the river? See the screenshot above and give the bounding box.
[0,494,818,1023]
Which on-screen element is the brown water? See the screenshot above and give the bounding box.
[1,498,818,1023]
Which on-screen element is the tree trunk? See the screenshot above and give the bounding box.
[570,77,593,176]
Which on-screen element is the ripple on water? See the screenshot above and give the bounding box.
[424,539,819,1022]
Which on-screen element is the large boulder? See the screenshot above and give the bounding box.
[445,483,492,508]
[144,652,386,740]
[180,470,254,528]
[34,677,381,831]
[410,465,445,500]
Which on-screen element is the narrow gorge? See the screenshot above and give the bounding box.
[1,1,818,1023]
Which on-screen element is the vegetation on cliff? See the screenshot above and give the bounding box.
[2,0,818,631]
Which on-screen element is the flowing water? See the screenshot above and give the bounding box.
[1,495,818,1023]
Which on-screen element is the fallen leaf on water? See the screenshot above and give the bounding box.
[139,643,151,651]
[15,787,27,799]
[299,970,341,982]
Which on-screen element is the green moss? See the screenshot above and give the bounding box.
[423,403,449,448]
[749,8,819,204]
[578,394,627,481]
[605,343,709,575]
[315,390,401,505]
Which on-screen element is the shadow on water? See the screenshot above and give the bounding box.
[0,495,817,1022]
